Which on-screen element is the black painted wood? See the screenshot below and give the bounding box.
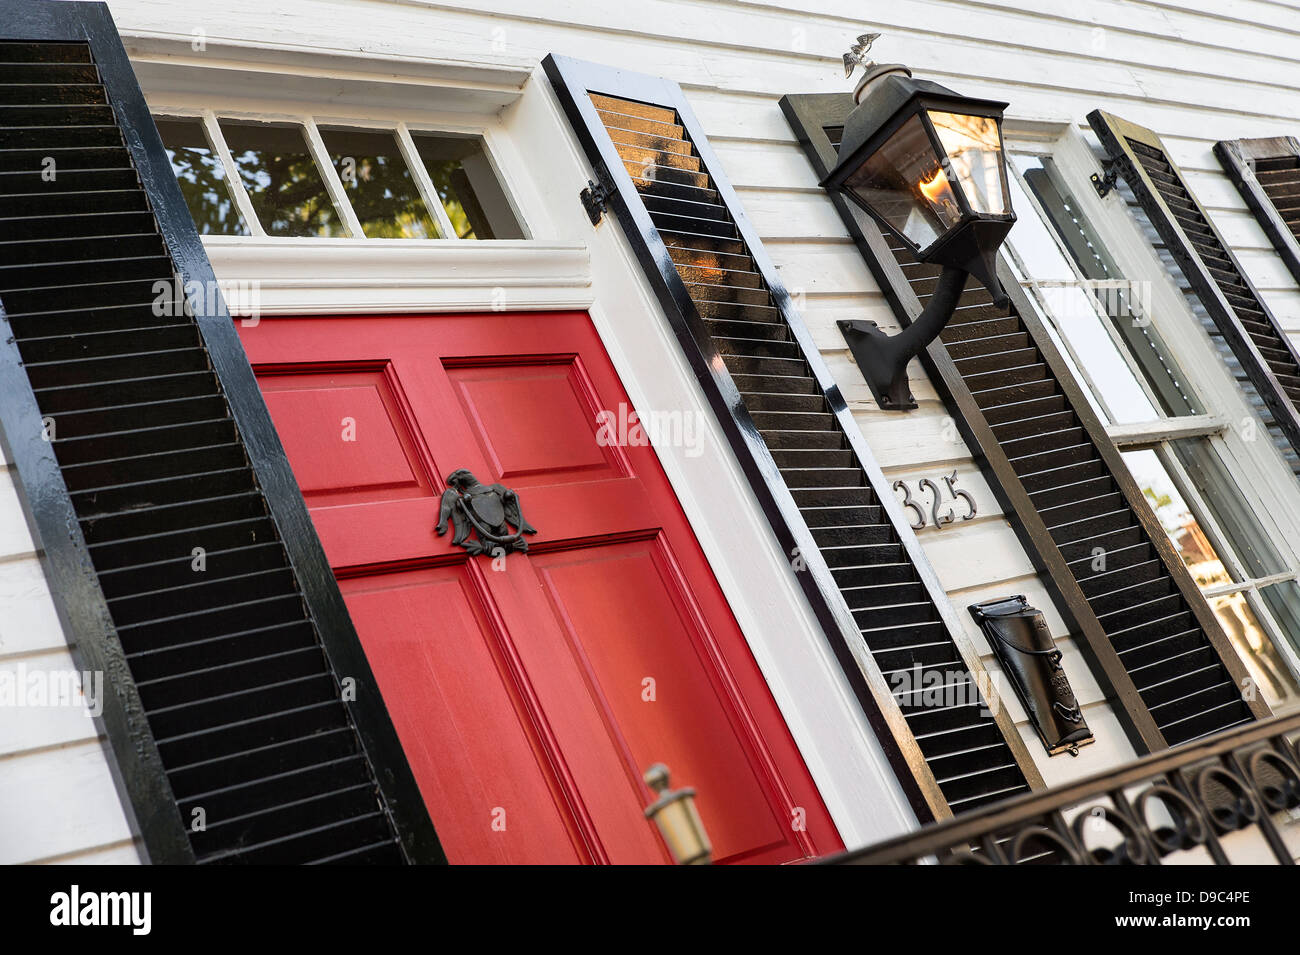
[547,55,1045,821]
[1092,110,1300,481]
[0,1,442,864]
[1216,137,1300,293]
[782,92,1266,750]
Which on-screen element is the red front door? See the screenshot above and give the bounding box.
[238,310,839,864]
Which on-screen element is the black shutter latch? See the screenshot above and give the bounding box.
[580,175,613,224]
[1090,160,1120,198]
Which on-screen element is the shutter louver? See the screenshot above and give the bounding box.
[549,57,1040,819]
[1216,137,1300,313]
[0,6,440,864]
[780,93,1265,750]
[1091,111,1300,475]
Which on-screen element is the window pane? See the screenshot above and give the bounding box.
[1011,153,1199,419]
[1207,588,1300,710]
[219,120,350,237]
[1170,437,1292,579]
[1121,448,1232,585]
[843,114,957,250]
[154,117,247,236]
[1005,168,1157,424]
[410,133,523,240]
[319,128,440,239]
[927,111,1007,215]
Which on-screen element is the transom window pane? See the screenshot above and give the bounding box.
[154,117,247,236]
[410,133,524,240]
[219,120,350,238]
[319,128,440,239]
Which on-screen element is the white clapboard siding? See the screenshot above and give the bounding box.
[0,443,141,864]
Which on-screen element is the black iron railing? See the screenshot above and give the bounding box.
[825,712,1300,864]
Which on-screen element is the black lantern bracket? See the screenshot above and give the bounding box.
[838,265,969,409]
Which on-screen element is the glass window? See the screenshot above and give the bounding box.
[1008,145,1300,711]
[1209,586,1300,708]
[927,111,1007,215]
[319,128,440,239]
[154,117,247,236]
[410,133,524,240]
[219,120,350,238]
[844,114,956,250]
[1121,449,1231,586]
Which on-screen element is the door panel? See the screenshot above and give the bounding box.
[239,310,839,864]
[341,565,585,865]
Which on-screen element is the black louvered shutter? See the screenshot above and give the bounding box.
[546,55,1041,819]
[0,2,440,863]
[1216,137,1300,291]
[781,93,1266,750]
[1091,111,1300,476]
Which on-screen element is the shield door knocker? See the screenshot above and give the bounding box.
[435,468,537,557]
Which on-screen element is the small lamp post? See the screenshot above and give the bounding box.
[825,34,1017,410]
[643,763,712,865]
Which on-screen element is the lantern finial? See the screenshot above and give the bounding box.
[842,32,881,79]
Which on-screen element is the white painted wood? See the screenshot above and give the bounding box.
[1106,416,1228,449]
[0,468,35,562]
[0,558,68,659]
[202,237,593,313]
[0,456,145,863]
[0,740,140,865]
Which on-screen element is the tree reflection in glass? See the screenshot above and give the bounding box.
[219,120,350,237]
[320,128,440,239]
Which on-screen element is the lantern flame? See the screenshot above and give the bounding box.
[918,169,949,205]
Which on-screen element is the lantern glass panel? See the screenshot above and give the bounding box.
[927,111,1008,216]
[843,113,961,249]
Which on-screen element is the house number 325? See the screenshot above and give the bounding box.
[893,471,977,530]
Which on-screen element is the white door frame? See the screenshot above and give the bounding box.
[134,38,918,849]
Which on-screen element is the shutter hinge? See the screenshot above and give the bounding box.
[1090,159,1120,198]
[580,175,614,225]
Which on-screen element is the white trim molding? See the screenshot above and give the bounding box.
[123,34,536,114]
[202,238,593,314]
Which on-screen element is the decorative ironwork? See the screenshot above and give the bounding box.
[824,712,1300,864]
[838,265,970,409]
[436,469,537,557]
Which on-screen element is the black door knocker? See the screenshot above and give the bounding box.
[435,468,537,557]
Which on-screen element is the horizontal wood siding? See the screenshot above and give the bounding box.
[0,440,141,864]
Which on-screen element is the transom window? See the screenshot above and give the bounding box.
[1007,148,1300,711]
[154,112,524,241]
